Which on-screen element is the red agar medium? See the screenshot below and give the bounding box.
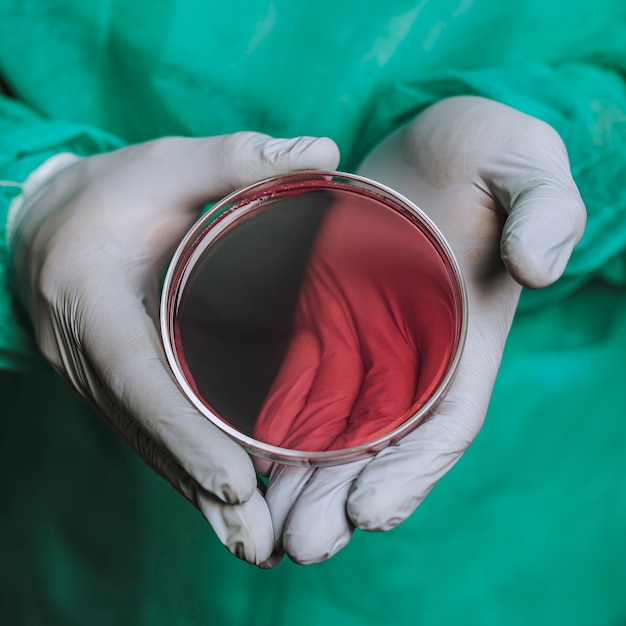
[164,173,466,468]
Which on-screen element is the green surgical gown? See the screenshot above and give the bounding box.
[1,1,626,624]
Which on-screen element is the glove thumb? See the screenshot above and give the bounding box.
[168,132,341,208]
[487,128,586,289]
[500,180,586,289]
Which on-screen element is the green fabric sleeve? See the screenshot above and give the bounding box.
[362,59,626,310]
[0,93,123,369]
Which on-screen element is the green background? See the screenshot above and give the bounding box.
[1,1,625,624]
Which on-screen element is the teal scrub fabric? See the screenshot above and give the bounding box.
[1,1,625,624]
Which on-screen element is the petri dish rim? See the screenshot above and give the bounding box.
[160,170,468,467]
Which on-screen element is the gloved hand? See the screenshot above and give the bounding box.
[259,96,586,566]
[8,131,340,564]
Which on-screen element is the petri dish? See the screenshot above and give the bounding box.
[160,171,467,471]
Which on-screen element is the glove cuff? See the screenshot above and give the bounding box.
[6,152,82,251]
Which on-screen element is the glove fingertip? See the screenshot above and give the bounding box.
[299,136,341,170]
[202,489,275,565]
[501,227,574,289]
[226,535,273,565]
[193,444,257,504]
[257,551,285,570]
[210,465,257,505]
[347,482,419,532]
[263,136,340,173]
[283,530,351,565]
[501,186,586,289]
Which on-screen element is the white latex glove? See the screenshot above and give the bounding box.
[8,132,340,564]
[260,96,586,566]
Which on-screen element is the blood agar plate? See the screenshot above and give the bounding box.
[161,172,467,470]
